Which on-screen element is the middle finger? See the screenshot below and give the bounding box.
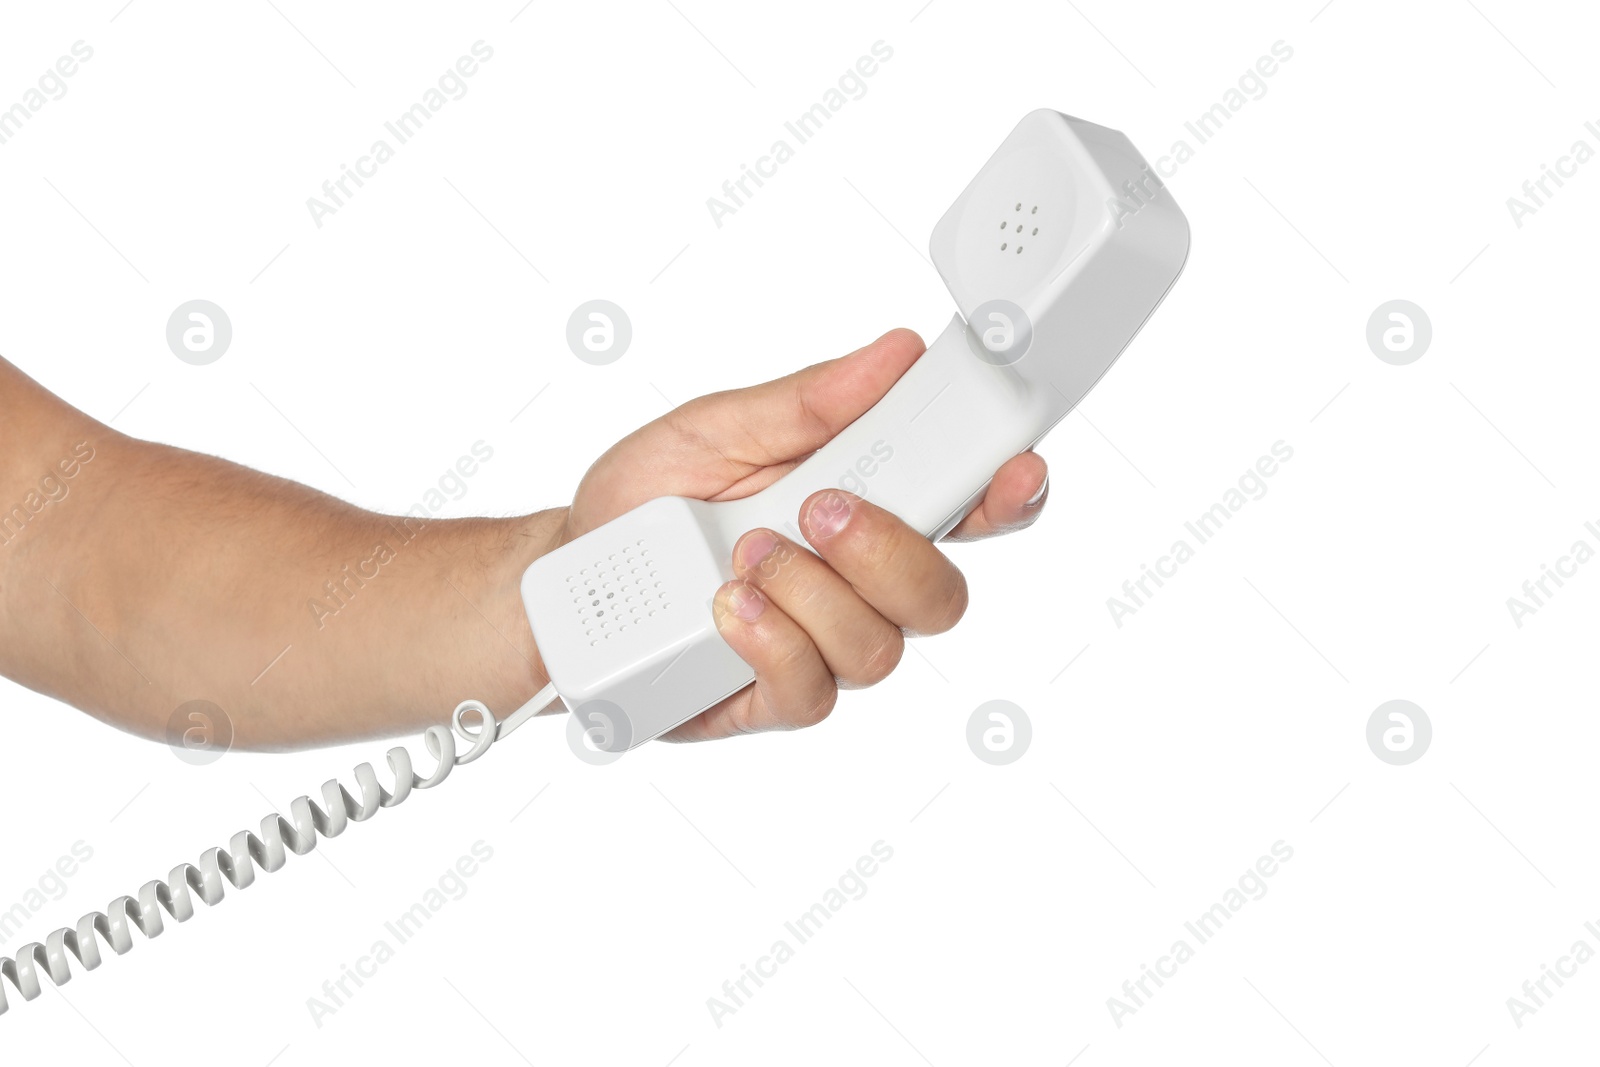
[732,527,905,688]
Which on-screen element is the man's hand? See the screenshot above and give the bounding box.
[551,328,1050,741]
[0,333,1046,751]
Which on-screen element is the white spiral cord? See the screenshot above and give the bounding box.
[0,685,558,1018]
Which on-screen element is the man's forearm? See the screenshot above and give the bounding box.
[0,367,563,749]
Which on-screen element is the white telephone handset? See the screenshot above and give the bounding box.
[521,110,1191,750]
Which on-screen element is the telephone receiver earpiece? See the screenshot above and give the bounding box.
[523,110,1191,751]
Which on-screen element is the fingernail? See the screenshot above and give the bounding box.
[739,530,778,571]
[805,491,853,540]
[1025,475,1049,507]
[727,582,765,621]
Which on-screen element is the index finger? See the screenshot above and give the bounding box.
[799,489,969,636]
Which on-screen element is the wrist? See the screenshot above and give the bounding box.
[451,507,569,713]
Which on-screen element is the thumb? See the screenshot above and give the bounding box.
[704,327,927,466]
[570,328,927,530]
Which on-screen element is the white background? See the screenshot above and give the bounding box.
[2,1,1598,1064]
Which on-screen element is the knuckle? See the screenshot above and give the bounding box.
[763,626,815,677]
[754,540,801,583]
[920,574,969,635]
[663,405,704,450]
[788,572,833,616]
[726,695,765,736]
[945,573,971,626]
[791,686,838,729]
[756,549,824,609]
[850,629,904,686]
[850,520,905,574]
